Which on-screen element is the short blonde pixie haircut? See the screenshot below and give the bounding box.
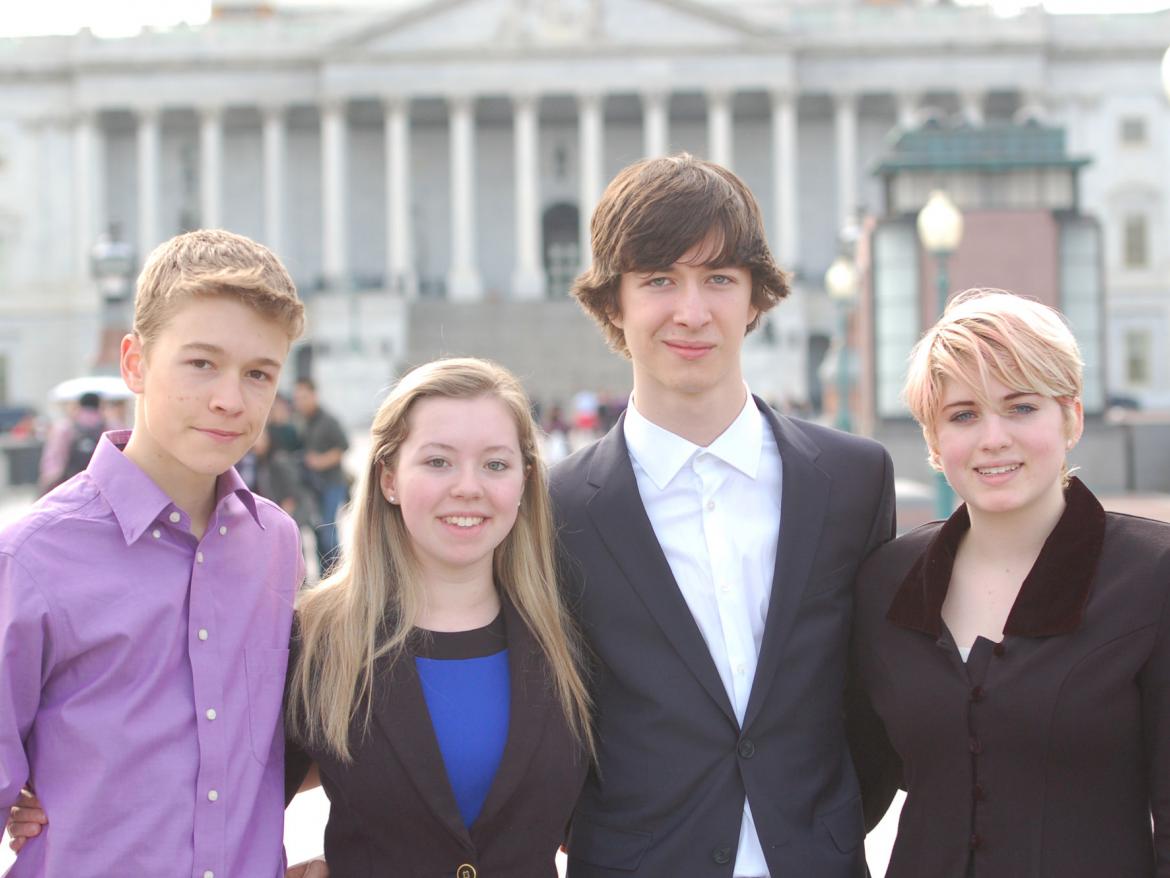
[134,229,304,347]
[571,152,789,357]
[903,288,1083,470]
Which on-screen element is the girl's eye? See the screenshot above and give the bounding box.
[949,410,976,423]
[425,458,450,469]
[485,460,509,472]
[1011,403,1038,415]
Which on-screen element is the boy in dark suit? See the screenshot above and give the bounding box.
[551,153,896,878]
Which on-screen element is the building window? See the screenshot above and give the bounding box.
[1125,329,1151,387]
[1123,214,1148,269]
[1119,116,1147,147]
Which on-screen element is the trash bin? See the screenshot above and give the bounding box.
[1,439,43,487]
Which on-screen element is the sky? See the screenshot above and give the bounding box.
[0,0,1168,39]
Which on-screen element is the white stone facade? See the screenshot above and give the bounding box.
[0,0,1168,414]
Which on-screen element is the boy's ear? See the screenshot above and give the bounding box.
[120,334,146,394]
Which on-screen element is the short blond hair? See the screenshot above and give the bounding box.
[134,229,304,346]
[903,288,1083,468]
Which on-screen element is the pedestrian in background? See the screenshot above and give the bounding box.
[293,378,350,576]
[36,391,106,494]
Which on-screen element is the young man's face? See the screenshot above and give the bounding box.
[615,235,757,409]
[121,296,290,487]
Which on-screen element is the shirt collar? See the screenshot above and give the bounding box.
[623,389,764,490]
[885,476,1105,639]
[87,430,263,545]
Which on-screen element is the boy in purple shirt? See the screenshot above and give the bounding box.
[0,230,306,877]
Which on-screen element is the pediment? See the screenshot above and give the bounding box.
[333,0,764,56]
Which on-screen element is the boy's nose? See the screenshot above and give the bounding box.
[210,378,246,414]
[673,281,711,326]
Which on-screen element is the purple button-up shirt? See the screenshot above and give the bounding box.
[0,431,303,878]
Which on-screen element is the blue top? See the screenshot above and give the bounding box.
[414,611,510,828]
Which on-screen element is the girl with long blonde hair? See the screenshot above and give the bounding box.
[286,357,592,877]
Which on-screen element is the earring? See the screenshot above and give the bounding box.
[388,496,397,504]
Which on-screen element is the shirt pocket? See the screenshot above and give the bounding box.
[245,646,290,764]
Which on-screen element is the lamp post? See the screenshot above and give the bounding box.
[1162,45,1170,102]
[917,189,964,520]
[824,255,859,433]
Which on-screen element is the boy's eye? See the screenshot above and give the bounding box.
[646,276,672,288]
[189,359,213,370]
[247,370,273,382]
[709,274,734,285]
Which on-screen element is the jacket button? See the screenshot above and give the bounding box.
[969,833,983,850]
[456,865,477,878]
[737,738,756,759]
[969,737,982,755]
[970,685,985,702]
[712,846,733,865]
[973,783,986,802]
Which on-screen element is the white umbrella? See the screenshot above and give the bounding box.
[49,375,134,403]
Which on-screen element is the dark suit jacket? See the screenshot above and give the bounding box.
[853,477,1170,877]
[285,596,588,878]
[549,398,896,877]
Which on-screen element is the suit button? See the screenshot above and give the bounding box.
[737,738,756,759]
[970,685,985,702]
[969,737,982,755]
[973,783,986,802]
[969,833,983,850]
[712,846,733,865]
[456,865,477,878]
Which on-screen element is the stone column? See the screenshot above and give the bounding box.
[447,96,483,301]
[511,94,545,299]
[577,93,604,267]
[769,89,798,269]
[641,91,668,159]
[896,92,921,130]
[383,96,416,298]
[320,99,348,290]
[73,110,103,279]
[959,91,985,126]
[199,105,223,229]
[136,107,160,260]
[833,92,858,234]
[707,90,733,169]
[261,105,286,258]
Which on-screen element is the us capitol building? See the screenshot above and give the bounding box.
[0,0,1167,422]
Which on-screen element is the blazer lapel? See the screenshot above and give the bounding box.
[584,417,737,725]
[372,647,471,848]
[744,403,829,729]
[473,597,558,827]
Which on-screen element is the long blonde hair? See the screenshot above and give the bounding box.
[287,357,593,761]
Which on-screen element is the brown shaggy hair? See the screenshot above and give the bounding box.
[571,153,790,356]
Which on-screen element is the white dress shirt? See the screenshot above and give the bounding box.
[623,391,782,878]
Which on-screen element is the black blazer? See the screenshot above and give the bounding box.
[285,597,588,878]
[853,477,1170,877]
[549,398,896,878]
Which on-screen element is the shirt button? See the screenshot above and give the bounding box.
[198,628,209,641]
[207,789,219,802]
[205,708,217,721]
[719,582,730,593]
[219,525,228,535]
[169,511,181,523]
[204,872,214,878]
[196,551,205,564]
[736,663,746,676]
[705,499,715,511]
[151,529,161,539]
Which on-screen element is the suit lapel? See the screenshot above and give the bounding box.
[743,402,829,729]
[372,646,471,848]
[585,417,737,725]
[474,597,557,827]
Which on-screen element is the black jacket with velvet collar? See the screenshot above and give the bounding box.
[852,478,1170,878]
